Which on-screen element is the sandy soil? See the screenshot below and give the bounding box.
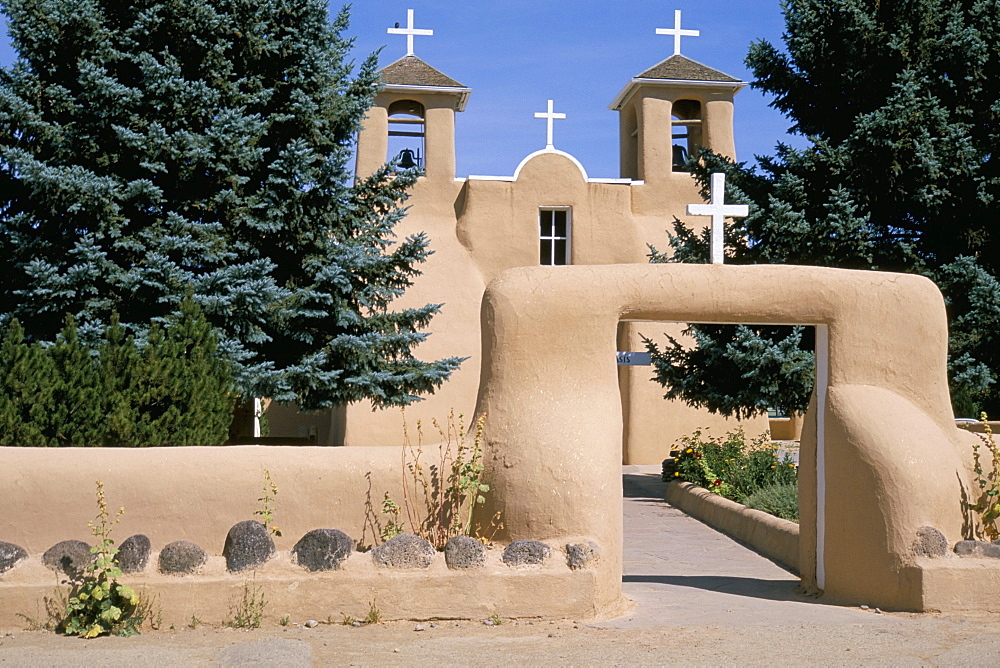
[3,609,1000,666]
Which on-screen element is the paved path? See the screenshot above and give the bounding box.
[603,467,881,628]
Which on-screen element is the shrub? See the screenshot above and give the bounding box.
[669,428,798,504]
[0,299,234,446]
[744,482,799,522]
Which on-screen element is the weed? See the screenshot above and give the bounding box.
[18,592,65,631]
[364,600,382,625]
[227,578,267,629]
[341,613,357,626]
[60,480,144,638]
[380,492,404,542]
[254,469,281,538]
[397,410,492,549]
[489,613,503,626]
[969,413,1000,540]
[279,615,290,627]
[188,614,202,629]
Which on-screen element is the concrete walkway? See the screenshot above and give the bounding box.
[600,466,894,628]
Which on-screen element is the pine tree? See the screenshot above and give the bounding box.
[0,0,461,411]
[649,0,1000,417]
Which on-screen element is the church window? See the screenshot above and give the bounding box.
[539,208,571,265]
[387,99,425,169]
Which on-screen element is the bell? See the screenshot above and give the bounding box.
[396,148,418,169]
[672,144,689,170]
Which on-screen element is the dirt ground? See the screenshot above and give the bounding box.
[3,609,1000,666]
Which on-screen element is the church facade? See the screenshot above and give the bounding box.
[266,14,771,463]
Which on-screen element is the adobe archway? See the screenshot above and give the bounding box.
[473,263,991,612]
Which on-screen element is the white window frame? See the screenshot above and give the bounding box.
[539,207,572,266]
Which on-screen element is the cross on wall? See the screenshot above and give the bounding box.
[387,8,433,57]
[686,173,749,264]
[656,9,700,56]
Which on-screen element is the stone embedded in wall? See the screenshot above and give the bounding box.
[0,541,28,575]
[117,534,152,573]
[912,526,948,558]
[565,541,601,569]
[371,533,435,569]
[291,529,354,572]
[224,520,276,573]
[42,540,93,578]
[954,540,1000,559]
[502,540,551,567]
[159,540,208,575]
[444,535,486,570]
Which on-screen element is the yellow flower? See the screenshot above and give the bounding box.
[673,472,680,477]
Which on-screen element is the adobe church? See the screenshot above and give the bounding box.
[267,10,773,463]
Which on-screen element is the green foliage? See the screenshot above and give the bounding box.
[254,469,281,537]
[649,0,1000,417]
[0,0,462,410]
[968,414,1000,540]
[667,429,798,509]
[0,299,234,446]
[60,481,144,639]
[379,492,404,543]
[744,483,800,523]
[227,578,266,630]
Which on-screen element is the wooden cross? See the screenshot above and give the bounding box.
[534,100,566,149]
[686,173,749,264]
[388,9,433,57]
[656,9,700,56]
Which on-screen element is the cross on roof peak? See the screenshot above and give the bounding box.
[388,9,433,57]
[534,100,567,149]
[656,9,700,56]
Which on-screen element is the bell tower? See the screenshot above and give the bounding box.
[609,11,745,183]
[356,10,470,182]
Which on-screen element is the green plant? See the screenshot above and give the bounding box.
[380,492,404,542]
[669,428,798,507]
[254,469,282,538]
[397,411,493,549]
[227,578,267,630]
[969,413,1000,540]
[279,615,290,627]
[60,481,144,638]
[745,482,799,522]
[489,613,503,626]
[364,600,382,625]
[188,614,202,629]
[341,613,358,626]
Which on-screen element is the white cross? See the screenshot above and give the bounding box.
[534,100,566,149]
[387,9,433,57]
[686,173,749,264]
[656,9,700,56]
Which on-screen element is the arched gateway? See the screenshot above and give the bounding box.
[473,263,996,611]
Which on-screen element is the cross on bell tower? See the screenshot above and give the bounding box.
[656,10,700,56]
[387,8,433,57]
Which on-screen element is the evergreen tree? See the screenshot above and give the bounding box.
[0,300,235,446]
[649,0,1000,418]
[0,0,460,411]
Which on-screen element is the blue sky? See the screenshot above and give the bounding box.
[1,1,803,178]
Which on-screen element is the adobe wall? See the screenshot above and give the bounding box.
[473,263,996,611]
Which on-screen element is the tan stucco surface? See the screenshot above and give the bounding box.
[472,263,993,611]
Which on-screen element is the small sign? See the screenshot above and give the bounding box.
[616,351,652,366]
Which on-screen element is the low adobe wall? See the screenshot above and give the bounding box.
[0,446,614,627]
